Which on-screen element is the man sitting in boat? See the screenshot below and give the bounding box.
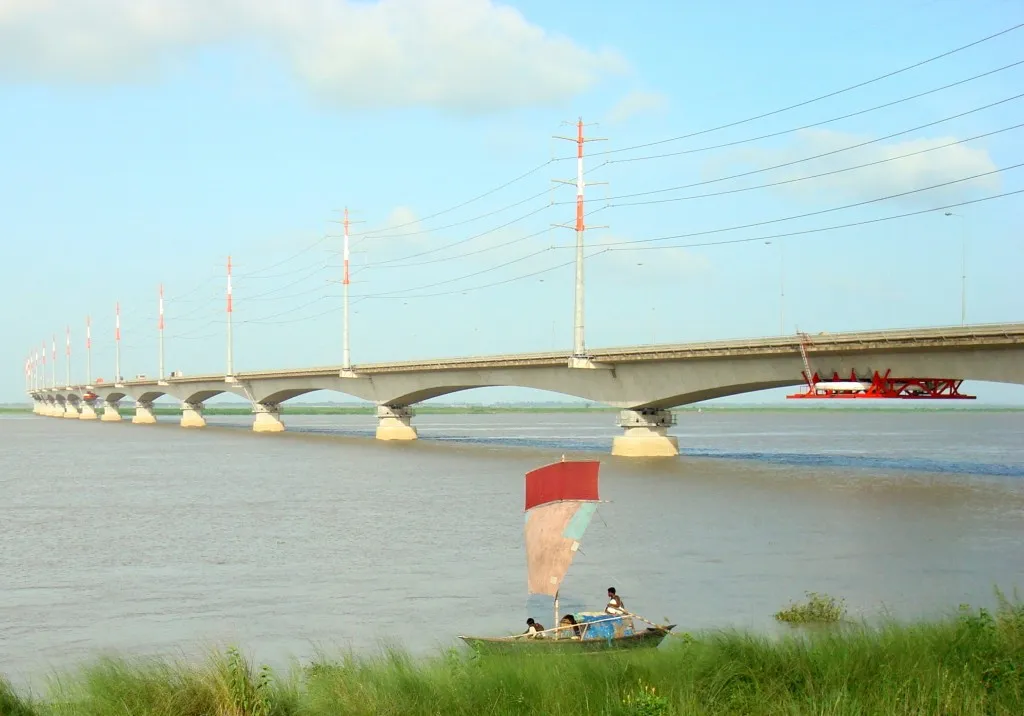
[523,618,545,638]
[605,587,626,615]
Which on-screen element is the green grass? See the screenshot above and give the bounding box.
[3,598,1022,715]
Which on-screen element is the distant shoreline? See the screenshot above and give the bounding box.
[5,404,1023,415]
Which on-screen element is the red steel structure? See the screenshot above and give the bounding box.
[786,369,976,399]
[786,332,975,399]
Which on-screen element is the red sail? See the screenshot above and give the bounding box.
[525,460,599,511]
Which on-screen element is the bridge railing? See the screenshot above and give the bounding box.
[28,321,1024,392]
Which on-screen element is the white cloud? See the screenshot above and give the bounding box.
[716,129,1000,206]
[380,206,422,234]
[605,90,668,125]
[0,0,626,111]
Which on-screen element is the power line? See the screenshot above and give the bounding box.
[352,159,559,237]
[580,164,1022,249]
[611,122,1024,208]
[606,68,1024,165]
[348,188,1022,302]
[590,21,1024,158]
[236,263,332,301]
[359,247,554,297]
[358,251,609,301]
[364,205,609,271]
[583,102,1024,204]
[234,234,331,279]
[366,227,554,270]
[359,186,552,240]
[363,203,555,267]
[366,85,1021,275]
[606,188,1024,252]
[367,106,1022,277]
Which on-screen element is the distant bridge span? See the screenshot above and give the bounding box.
[28,323,1024,457]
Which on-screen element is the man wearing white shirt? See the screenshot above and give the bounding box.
[605,587,626,615]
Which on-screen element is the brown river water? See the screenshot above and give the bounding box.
[2,409,1023,685]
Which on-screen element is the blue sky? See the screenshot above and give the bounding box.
[2,0,1022,405]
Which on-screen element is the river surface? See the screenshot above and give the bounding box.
[2,409,1023,685]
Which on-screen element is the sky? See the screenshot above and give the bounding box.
[2,0,1022,405]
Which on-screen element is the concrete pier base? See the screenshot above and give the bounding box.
[102,402,122,422]
[132,401,157,425]
[62,401,80,419]
[376,405,418,441]
[252,403,285,433]
[79,402,99,420]
[611,409,679,458]
[44,401,59,417]
[180,402,206,428]
[32,401,43,415]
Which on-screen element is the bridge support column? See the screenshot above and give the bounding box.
[180,402,206,428]
[132,400,157,425]
[376,405,418,441]
[79,400,98,420]
[252,402,285,433]
[611,409,679,458]
[31,399,43,415]
[63,405,81,418]
[101,400,122,422]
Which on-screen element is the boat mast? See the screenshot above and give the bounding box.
[553,590,559,640]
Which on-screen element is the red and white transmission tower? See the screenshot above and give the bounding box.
[226,256,234,379]
[158,283,166,382]
[65,325,71,387]
[115,301,122,384]
[51,334,56,388]
[336,207,364,376]
[553,118,607,362]
[85,315,92,385]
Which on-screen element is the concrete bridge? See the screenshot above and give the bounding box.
[27,322,1024,457]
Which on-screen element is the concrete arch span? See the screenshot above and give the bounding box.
[336,348,1024,410]
[25,322,1024,456]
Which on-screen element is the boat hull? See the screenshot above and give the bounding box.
[459,625,676,655]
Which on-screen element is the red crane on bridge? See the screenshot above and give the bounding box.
[785,332,976,400]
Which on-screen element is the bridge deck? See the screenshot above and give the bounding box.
[80,322,1024,389]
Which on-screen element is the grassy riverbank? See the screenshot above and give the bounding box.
[3,600,1022,715]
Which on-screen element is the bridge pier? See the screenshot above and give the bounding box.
[376,405,418,441]
[180,401,206,428]
[611,409,679,458]
[101,399,122,422]
[79,400,98,420]
[132,400,157,425]
[252,402,285,433]
[45,398,59,417]
[31,399,43,415]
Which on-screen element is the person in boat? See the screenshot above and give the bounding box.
[605,587,627,615]
[559,613,581,639]
[524,618,545,637]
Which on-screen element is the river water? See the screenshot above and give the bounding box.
[2,410,1023,685]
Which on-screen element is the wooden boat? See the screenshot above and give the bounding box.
[459,458,675,654]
